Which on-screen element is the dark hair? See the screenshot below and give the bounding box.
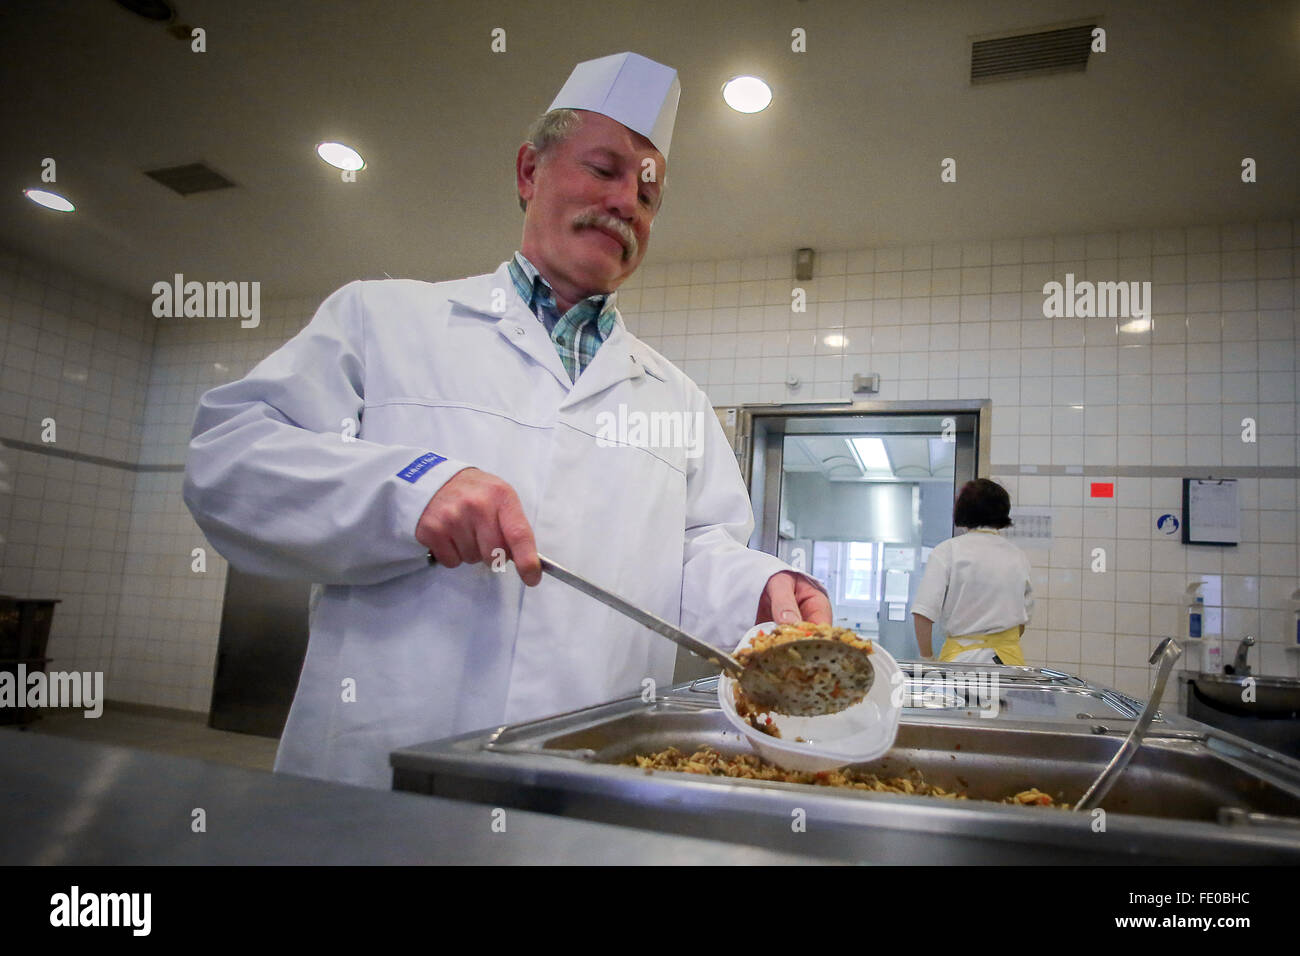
[953,478,1012,529]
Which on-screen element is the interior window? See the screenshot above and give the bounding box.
[812,540,882,606]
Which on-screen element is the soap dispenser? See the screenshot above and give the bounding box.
[1186,582,1204,640]
[1185,582,1207,671]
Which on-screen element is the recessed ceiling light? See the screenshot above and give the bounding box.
[722,76,772,113]
[850,437,892,473]
[24,189,75,212]
[316,142,365,171]
[822,333,848,348]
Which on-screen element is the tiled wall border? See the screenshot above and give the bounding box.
[0,437,184,473]
[4,436,1295,481]
[994,464,1300,477]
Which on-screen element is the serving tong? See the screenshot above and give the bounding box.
[1074,637,1183,812]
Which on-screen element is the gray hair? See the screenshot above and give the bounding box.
[517,108,668,213]
[518,109,584,212]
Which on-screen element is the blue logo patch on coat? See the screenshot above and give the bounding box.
[397,453,447,483]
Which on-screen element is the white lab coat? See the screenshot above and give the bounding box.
[184,261,797,789]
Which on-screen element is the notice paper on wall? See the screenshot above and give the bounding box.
[883,546,916,570]
[884,569,910,603]
[1003,508,1053,549]
[1182,478,1239,546]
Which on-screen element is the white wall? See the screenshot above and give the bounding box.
[0,248,152,686]
[615,221,1300,705]
[112,296,321,710]
[3,217,1297,715]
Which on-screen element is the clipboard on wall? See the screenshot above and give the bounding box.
[1181,478,1239,546]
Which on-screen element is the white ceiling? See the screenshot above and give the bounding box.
[3,0,1298,300]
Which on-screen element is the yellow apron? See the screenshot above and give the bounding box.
[938,625,1025,666]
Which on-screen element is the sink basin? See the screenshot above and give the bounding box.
[1190,673,1300,718]
[1186,673,1300,761]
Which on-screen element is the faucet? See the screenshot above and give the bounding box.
[1227,635,1255,676]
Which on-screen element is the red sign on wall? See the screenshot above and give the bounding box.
[1090,482,1114,498]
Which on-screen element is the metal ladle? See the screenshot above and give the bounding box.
[539,554,875,717]
[1074,637,1183,812]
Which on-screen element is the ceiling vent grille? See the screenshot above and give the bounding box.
[971,23,1096,84]
[144,162,236,196]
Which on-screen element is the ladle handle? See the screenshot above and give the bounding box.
[1074,637,1183,812]
[538,554,745,677]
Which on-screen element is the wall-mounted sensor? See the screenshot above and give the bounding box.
[851,373,880,394]
[794,248,814,281]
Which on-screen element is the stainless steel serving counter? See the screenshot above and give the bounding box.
[0,730,826,865]
[392,668,1300,865]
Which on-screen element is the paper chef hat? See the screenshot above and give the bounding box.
[547,52,681,158]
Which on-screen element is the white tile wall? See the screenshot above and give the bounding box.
[618,221,1300,707]
[113,470,225,710]
[113,296,319,710]
[0,248,152,682]
[3,219,1298,717]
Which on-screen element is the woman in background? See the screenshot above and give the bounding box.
[911,478,1033,665]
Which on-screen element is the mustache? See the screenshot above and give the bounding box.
[572,211,638,262]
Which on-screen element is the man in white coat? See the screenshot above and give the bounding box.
[184,52,830,789]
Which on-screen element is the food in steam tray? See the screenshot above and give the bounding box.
[631,746,1068,808]
[734,622,875,735]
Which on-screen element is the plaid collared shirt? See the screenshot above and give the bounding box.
[507,252,618,382]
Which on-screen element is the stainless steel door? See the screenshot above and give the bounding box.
[753,402,987,661]
[208,568,310,737]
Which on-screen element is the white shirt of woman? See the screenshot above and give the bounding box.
[911,528,1034,641]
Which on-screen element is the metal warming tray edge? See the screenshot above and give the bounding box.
[391,670,1300,865]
